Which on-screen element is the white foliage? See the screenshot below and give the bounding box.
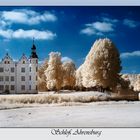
[62,61,76,89]
[38,60,48,91]
[76,38,121,89]
[45,52,63,91]
[122,74,140,92]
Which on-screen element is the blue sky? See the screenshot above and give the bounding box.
[0,6,140,74]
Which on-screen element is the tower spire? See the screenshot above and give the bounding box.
[33,37,35,45]
[30,39,38,59]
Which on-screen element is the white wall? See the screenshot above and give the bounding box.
[0,55,38,94]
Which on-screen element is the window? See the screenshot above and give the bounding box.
[21,67,25,72]
[36,76,37,81]
[36,85,38,90]
[0,67,4,72]
[11,67,14,72]
[0,76,3,81]
[29,76,31,80]
[5,76,9,81]
[29,85,31,90]
[21,76,25,81]
[36,67,38,72]
[11,85,15,90]
[30,67,31,72]
[21,85,25,90]
[11,76,14,81]
[4,61,6,64]
[8,61,10,64]
[5,85,9,90]
[23,61,25,64]
[36,60,38,63]
[0,85,4,90]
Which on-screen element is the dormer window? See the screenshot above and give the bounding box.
[4,61,10,64]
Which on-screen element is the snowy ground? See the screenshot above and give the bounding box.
[0,101,140,127]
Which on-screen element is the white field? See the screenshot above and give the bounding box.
[0,91,140,127]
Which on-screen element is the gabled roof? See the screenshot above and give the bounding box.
[18,53,29,64]
[1,53,14,63]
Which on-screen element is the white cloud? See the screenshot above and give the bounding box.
[80,27,96,36]
[101,17,119,23]
[0,29,13,38]
[81,21,114,36]
[0,29,56,40]
[80,15,117,36]
[80,15,139,36]
[123,19,138,28]
[0,9,57,25]
[121,51,140,58]
[91,22,114,32]
[61,57,73,63]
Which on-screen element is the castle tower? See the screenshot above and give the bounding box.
[29,39,38,93]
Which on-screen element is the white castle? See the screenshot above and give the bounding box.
[0,41,38,94]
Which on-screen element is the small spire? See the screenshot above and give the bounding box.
[30,39,38,59]
[33,37,35,45]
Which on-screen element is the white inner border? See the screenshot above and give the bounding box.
[0,0,140,6]
[0,1,140,140]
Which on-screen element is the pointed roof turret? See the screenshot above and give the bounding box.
[30,38,38,59]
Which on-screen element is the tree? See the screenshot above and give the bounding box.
[91,38,121,89]
[44,52,63,91]
[62,61,76,90]
[80,38,122,91]
[38,60,48,91]
[134,75,140,92]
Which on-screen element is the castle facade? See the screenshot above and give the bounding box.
[0,42,38,94]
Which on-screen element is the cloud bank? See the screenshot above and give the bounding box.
[0,9,57,40]
[0,9,57,26]
[80,17,116,36]
[80,15,139,36]
[0,29,56,40]
[121,51,140,58]
[123,19,138,28]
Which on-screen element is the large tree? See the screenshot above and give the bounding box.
[91,38,121,89]
[80,38,122,90]
[45,52,63,91]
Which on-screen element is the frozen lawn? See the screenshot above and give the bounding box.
[0,101,140,127]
